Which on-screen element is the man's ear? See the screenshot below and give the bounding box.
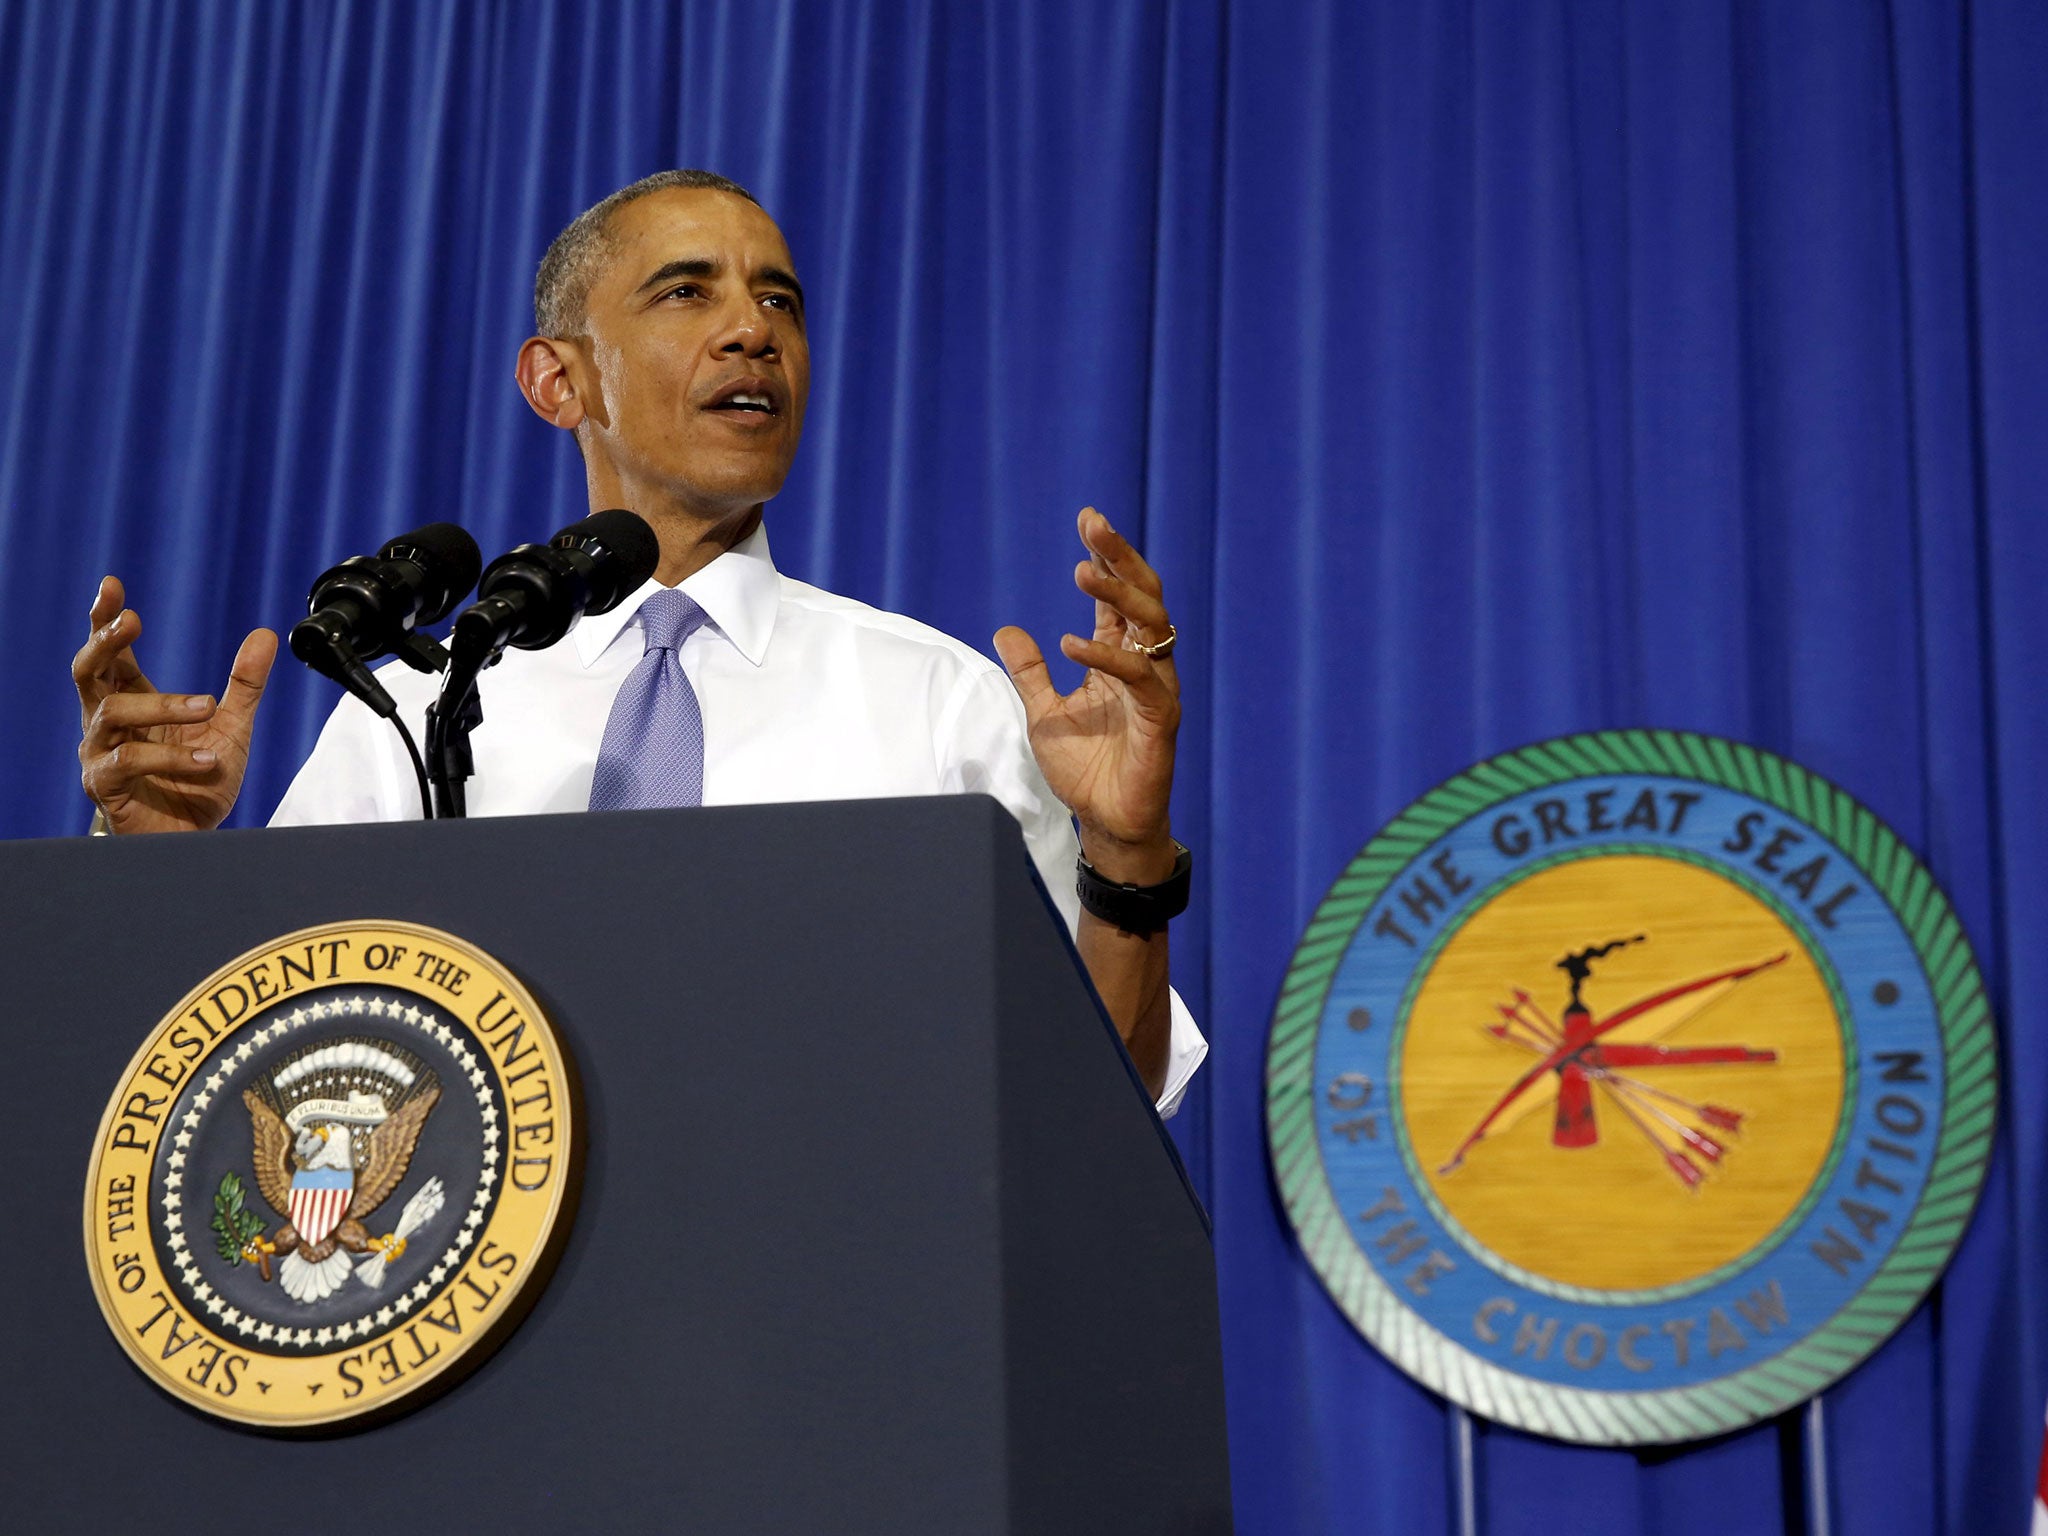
[516,336,590,431]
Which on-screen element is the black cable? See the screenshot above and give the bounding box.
[390,713,433,821]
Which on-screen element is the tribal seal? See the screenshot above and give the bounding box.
[1265,731,1994,1444]
[83,920,577,1430]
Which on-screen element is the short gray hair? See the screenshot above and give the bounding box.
[533,169,760,338]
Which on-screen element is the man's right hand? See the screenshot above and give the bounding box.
[75,576,278,834]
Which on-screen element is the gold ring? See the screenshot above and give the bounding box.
[1131,623,1178,660]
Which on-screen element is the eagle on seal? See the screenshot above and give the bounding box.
[238,1037,443,1303]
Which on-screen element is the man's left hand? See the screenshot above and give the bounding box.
[994,507,1180,884]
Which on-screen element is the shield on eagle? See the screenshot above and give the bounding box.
[287,1166,354,1246]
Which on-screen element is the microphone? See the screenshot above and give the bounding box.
[447,508,661,668]
[427,509,660,819]
[289,522,483,719]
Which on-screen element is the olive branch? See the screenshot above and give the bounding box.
[211,1172,265,1264]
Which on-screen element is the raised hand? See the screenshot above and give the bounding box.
[75,576,278,834]
[993,507,1181,885]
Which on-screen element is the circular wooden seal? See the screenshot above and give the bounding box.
[1265,731,1994,1444]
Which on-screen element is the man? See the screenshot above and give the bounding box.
[74,170,1203,1111]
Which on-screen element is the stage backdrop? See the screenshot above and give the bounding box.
[1,2,2041,1531]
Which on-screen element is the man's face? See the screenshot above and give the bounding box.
[572,188,809,517]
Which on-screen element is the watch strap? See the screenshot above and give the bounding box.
[1076,841,1191,934]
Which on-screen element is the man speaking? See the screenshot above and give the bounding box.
[72,169,1205,1112]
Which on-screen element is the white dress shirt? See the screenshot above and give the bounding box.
[271,524,1207,1116]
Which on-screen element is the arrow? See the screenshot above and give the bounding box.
[1438,954,1788,1174]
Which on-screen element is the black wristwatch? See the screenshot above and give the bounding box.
[1076,841,1192,934]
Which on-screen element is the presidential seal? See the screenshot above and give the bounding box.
[1265,731,1994,1444]
[83,920,577,1430]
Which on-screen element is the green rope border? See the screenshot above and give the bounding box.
[1263,729,1997,1445]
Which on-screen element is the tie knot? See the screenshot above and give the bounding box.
[637,589,708,654]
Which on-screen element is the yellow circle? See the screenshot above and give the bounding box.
[82,920,576,1429]
[1400,855,1844,1294]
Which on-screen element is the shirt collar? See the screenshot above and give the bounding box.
[571,520,780,669]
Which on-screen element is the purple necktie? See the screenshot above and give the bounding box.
[588,589,711,811]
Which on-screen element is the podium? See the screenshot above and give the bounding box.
[4,796,1231,1533]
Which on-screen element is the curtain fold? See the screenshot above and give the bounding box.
[2,3,2041,1532]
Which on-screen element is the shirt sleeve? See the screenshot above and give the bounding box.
[936,666,1208,1119]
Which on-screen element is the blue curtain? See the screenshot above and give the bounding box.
[3,3,2042,1531]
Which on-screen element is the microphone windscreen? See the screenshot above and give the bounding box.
[380,522,483,624]
[557,508,661,615]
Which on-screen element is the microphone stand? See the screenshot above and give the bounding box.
[427,604,519,821]
[425,653,486,821]
[423,697,476,819]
